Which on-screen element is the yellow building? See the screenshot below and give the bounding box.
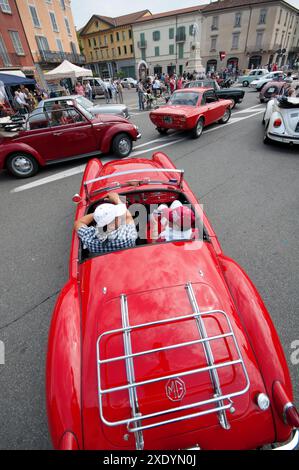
[15,0,83,71]
[79,10,151,78]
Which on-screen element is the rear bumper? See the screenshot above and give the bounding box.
[268,132,299,144]
[274,430,299,450]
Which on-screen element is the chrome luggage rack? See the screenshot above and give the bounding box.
[96,282,250,450]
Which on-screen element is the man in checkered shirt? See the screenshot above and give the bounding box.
[74,192,137,254]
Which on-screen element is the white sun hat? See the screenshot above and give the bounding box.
[170,200,182,210]
[93,203,127,227]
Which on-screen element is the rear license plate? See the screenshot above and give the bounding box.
[164,116,172,123]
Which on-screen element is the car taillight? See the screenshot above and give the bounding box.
[285,406,299,428]
[273,118,282,127]
[273,381,299,428]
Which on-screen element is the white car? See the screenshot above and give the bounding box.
[250,71,285,91]
[121,77,137,88]
[263,96,299,145]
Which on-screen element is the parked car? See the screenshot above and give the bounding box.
[184,80,244,108]
[46,151,299,450]
[0,104,140,178]
[259,81,291,103]
[237,69,268,87]
[149,88,232,138]
[121,77,137,88]
[263,95,299,145]
[30,95,129,121]
[82,77,105,99]
[249,72,285,91]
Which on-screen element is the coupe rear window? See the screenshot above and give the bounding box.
[169,92,200,106]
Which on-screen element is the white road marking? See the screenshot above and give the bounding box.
[131,138,186,157]
[10,106,264,193]
[134,133,180,149]
[11,158,112,193]
[204,110,264,133]
[233,103,265,115]
[235,107,265,114]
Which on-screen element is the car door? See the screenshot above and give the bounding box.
[21,112,57,161]
[202,90,223,124]
[43,107,98,163]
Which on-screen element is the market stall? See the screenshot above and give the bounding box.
[45,60,92,94]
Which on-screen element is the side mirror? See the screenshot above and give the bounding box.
[72,193,82,204]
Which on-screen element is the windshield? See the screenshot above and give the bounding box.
[74,97,93,119]
[169,92,200,106]
[75,96,93,110]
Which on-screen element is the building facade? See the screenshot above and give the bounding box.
[15,0,83,73]
[132,6,205,78]
[79,10,151,78]
[200,0,299,72]
[0,0,34,75]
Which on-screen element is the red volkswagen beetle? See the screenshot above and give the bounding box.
[46,152,298,450]
[0,104,140,178]
[149,88,232,138]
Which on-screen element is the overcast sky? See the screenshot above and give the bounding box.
[72,0,299,29]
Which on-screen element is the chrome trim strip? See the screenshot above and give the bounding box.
[274,430,299,450]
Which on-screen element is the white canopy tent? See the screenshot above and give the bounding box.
[44,60,92,81]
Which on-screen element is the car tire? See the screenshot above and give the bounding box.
[191,117,204,139]
[263,126,270,144]
[243,81,249,87]
[6,152,39,178]
[218,107,231,124]
[157,127,168,135]
[112,133,132,157]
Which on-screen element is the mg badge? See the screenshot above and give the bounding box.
[166,377,186,402]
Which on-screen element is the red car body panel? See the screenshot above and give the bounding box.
[46,153,296,450]
[0,113,138,171]
[149,88,232,131]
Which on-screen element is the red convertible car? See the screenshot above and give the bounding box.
[0,104,140,178]
[47,152,298,450]
[149,88,232,138]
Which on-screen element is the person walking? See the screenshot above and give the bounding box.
[137,79,145,111]
[85,80,93,100]
[116,81,123,103]
[102,81,110,103]
[111,80,118,103]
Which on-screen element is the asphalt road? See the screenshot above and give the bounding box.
[0,88,298,449]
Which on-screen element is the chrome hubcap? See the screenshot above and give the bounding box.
[119,138,130,154]
[12,156,33,174]
[197,121,203,135]
[223,110,229,121]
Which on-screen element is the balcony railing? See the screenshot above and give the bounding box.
[37,50,86,65]
[0,52,25,68]
[137,40,147,49]
[176,33,186,42]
